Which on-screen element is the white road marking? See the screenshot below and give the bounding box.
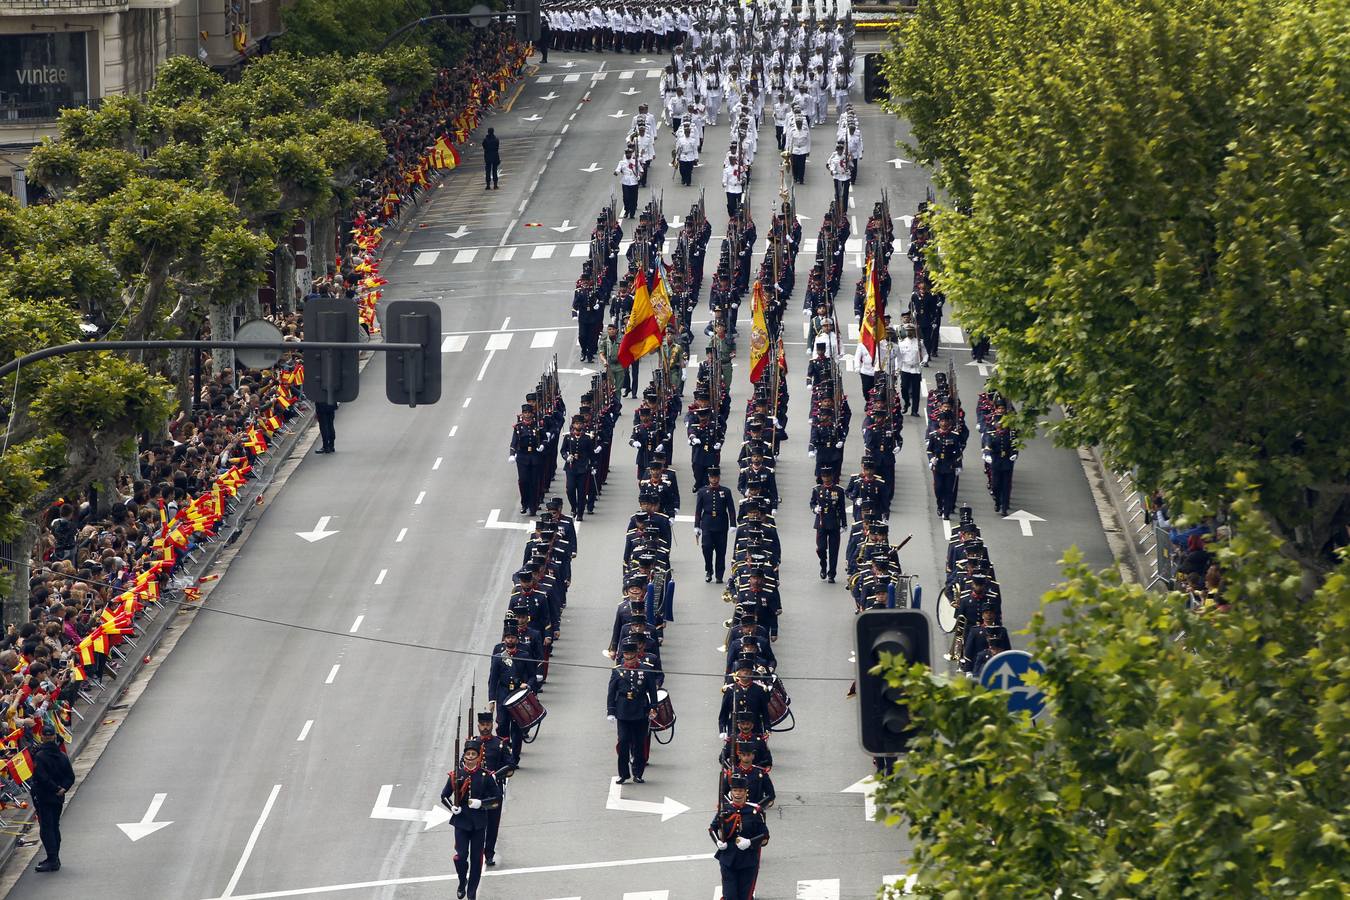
[220,784,282,897]
[395,528,408,543]
[296,720,313,741]
[564,72,581,82]
[493,247,517,262]
[374,569,387,585]
[561,124,569,134]
[485,332,514,351]
[646,69,662,78]
[433,457,443,469]
[797,879,841,899]
[532,244,556,260]
[530,330,558,348]
[537,74,554,83]
[940,325,966,345]
[453,249,477,264]
[462,397,472,408]
[413,251,440,266]
[325,665,340,684]
[477,351,496,381]
[349,616,364,633]
[591,71,608,81]
[441,334,468,353]
[848,322,860,340]
[485,509,533,531]
[623,893,668,900]
[499,217,518,247]
[414,491,426,505]
[619,69,634,79]
[449,426,458,437]
[199,853,717,900]
[571,243,590,257]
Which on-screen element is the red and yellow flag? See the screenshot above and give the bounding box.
[430,135,461,171]
[748,280,770,384]
[649,262,674,331]
[5,748,35,784]
[618,269,663,367]
[859,256,884,360]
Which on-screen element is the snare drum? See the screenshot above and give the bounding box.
[504,687,547,730]
[649,688,676,732]
[766,675,791,728]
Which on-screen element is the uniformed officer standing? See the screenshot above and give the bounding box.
[688,406,724,492]
[441,738,503,900]
[573,261,605,363]
[810,468,848,582]
[560,415,597,519]
[695,465,738,582]
[982,423,1019,516]
[28,724,74,873]
[927,416,963,520]
[488,617,538,766]
[614,147,641,219]
[827,139,852,210]
[509,404,546,515]
[675,121,700,186]
[606,639,660,783]
[709,773,770,900]
[786,113,811,184]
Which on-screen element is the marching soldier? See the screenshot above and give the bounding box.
[927,416,963,520]
[488,616,538,766]
[688,406,723,492]
[719,655,772,736]
[695,465,738,582]
[675,120,701,185]
[827,139,852,210]
[615,146,641,219]
[509,404,547,515]
[560,415,598,519]
[573,261,606,363]
[737,448,779,509]
[718,739,776,809]
[810,468,848,582]
[845,457,887,522]
[606,638,660,783]
[473,711,514,867]
[718,709,774,770]
[786,113,811,184]
[808,406,846,480]
[983,421,1019,516]
[441,738,503,900]
[961,601,1012,674]
[709,773,770,900]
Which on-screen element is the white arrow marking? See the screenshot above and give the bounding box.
[605,777,689,822]
[557,367,598,376]
[369,784,452,832]
[621,87,641,96]
[558,60,576,68]
[887,157,912,169]
[1003,509,1046,537]
[521,113,543,122]
[796,214,811,223]
[985,661,1018,691]
[486,509,533,531]
[608,109,628,119]
[445,225,470,239]
[539,91,560,101]
[896,215,914,230]
[117,793,173,841]
[636,57,654,64]
[797,879,841,900]
[580,162,602,173]
[551,219,577,233]
[942,518,953,541]
[966,360,990,376]
[669,215,683,227]
[842,776,880,822]
[296,515,339,543]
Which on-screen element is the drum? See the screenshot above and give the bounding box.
[650,688,676,731]
[937,589,958,634]
[504,687,547,730]
[766,675,791,728]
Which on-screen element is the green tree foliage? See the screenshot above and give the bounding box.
[885,0,1350,569]
[278,0,472,70]
[874,486,1350,897]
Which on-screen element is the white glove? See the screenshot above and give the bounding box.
[808,449,816,458]
[955,468,962,476]
[719,732,729,740]
[450,805,463,816]
[1010,454,1019,462]
[607,714,617,722]
[716,840,729,850]
[695,528,703,539]
[630,439,642,448]
[982,454,992,464]
[655,443,665,452]
[736,836,752,850]
[690,436,701,445]
[928,459,936,470]
[835,441,845,449]
[509,454,517,462]
[713,442,722,450]
[468,798,483,809]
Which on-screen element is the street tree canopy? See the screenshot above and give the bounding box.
[875,484,1350,898]
[884,0,1350,571]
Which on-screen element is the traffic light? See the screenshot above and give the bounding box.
[383,300,442,407]
[302,298,361,404]
[855,609,932,755]
[515,0,540,42]
[863,53,888,104]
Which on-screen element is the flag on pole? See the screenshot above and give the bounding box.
[859,256,884,360]
[649,262,674,330]
[618,269,663,366]
[430,135,461,171]
[749,280,770,383]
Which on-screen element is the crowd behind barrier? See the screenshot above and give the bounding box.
[0,25,532,830]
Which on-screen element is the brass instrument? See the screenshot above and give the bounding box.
[946,614,968,662]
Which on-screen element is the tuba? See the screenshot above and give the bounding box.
[946,615,968,663]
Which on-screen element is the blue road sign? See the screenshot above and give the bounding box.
[979,649,1048,718]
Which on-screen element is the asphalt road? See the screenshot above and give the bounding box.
[5,49,1113,900]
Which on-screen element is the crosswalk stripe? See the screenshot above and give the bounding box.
[440,334,468,353]
[530,330,558,349]
[570,243,590,257]
[591,71,608,80]
[621,892,668,900]
[485,332,513,351]
[619,239,633,254]
[848,322,860,340]
[564,73,581,82]
[646,69,662,78]
[619,69,634,79]
[453,249,477,264]
[844,238,862,252]
[939,325,966,345]
[537,75,554,83]
[532,244,556,260]
[413,251,440,266]
[493,247,517,262]
[797,879,841,900]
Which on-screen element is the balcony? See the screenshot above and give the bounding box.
[0,0,130,13]
[0,96,96,124]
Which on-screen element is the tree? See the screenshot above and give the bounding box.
[874,484,1350,898]
[884,0,1350,571]
[278,0,473,70]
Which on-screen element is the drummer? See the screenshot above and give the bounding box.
[718,738,776,809]
[718,655,772,736]
[606,638,660,784]
[488,615,538,767]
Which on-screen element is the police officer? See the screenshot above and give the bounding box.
[606,638,659,783]
[810,467,847,582]
[695,465,738,582]
[709,773,770,900]
[441,738,503,900]
[29,724,74,873]
[315,399,337,454]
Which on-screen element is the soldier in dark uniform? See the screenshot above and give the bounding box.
[719,710,775,770]
[560,415,597,519]
[718,739,776,809]
[961,601,1012,675]
[606,639,660,783]
[473,711,514,867]
[509,404,546,515]
[926,416,963,520]
[808,407,846,480]
[688,406,724,492]
[983,422,1019,516]
[695,466,738,582]
[573,261,606,362]
[737,449,779,508]
[629,406,665,479]
[719,655,772,734]
[440,737,503,900]
[810,468,848,582]
[488,617,538,766]
[845,457,887,522]
[709,773,770,900]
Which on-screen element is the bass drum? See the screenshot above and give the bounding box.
[937,588,958,634]
[650,689,676,731]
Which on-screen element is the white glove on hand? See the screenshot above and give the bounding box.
[719,732,729,741]
[808,449,816,458]
[630,439,642,448]
[982,454,992,465]
[835,441,845,448]
[655,443,665,452]
[450,805,462,816]
[509,454,517,462]
[955,468,962,476]
[690,436,701,445]
[716,840,729,850]
[736,837,752,850]
[607,714,617,722]
[695,528,703,540]
[928,459,936,470]
[468,798,483,809]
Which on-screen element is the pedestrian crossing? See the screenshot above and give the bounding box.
[538,875,914,899]
[537,68,663,83]
[403,238,871,272]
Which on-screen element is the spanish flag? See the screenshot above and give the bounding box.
[748,280,770,384]
[0,728,23,749]
[649,262,674,330]
[5,748,35,784]
[430,135,461,171]
[859,256,884,360]
[618,269,662,367]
